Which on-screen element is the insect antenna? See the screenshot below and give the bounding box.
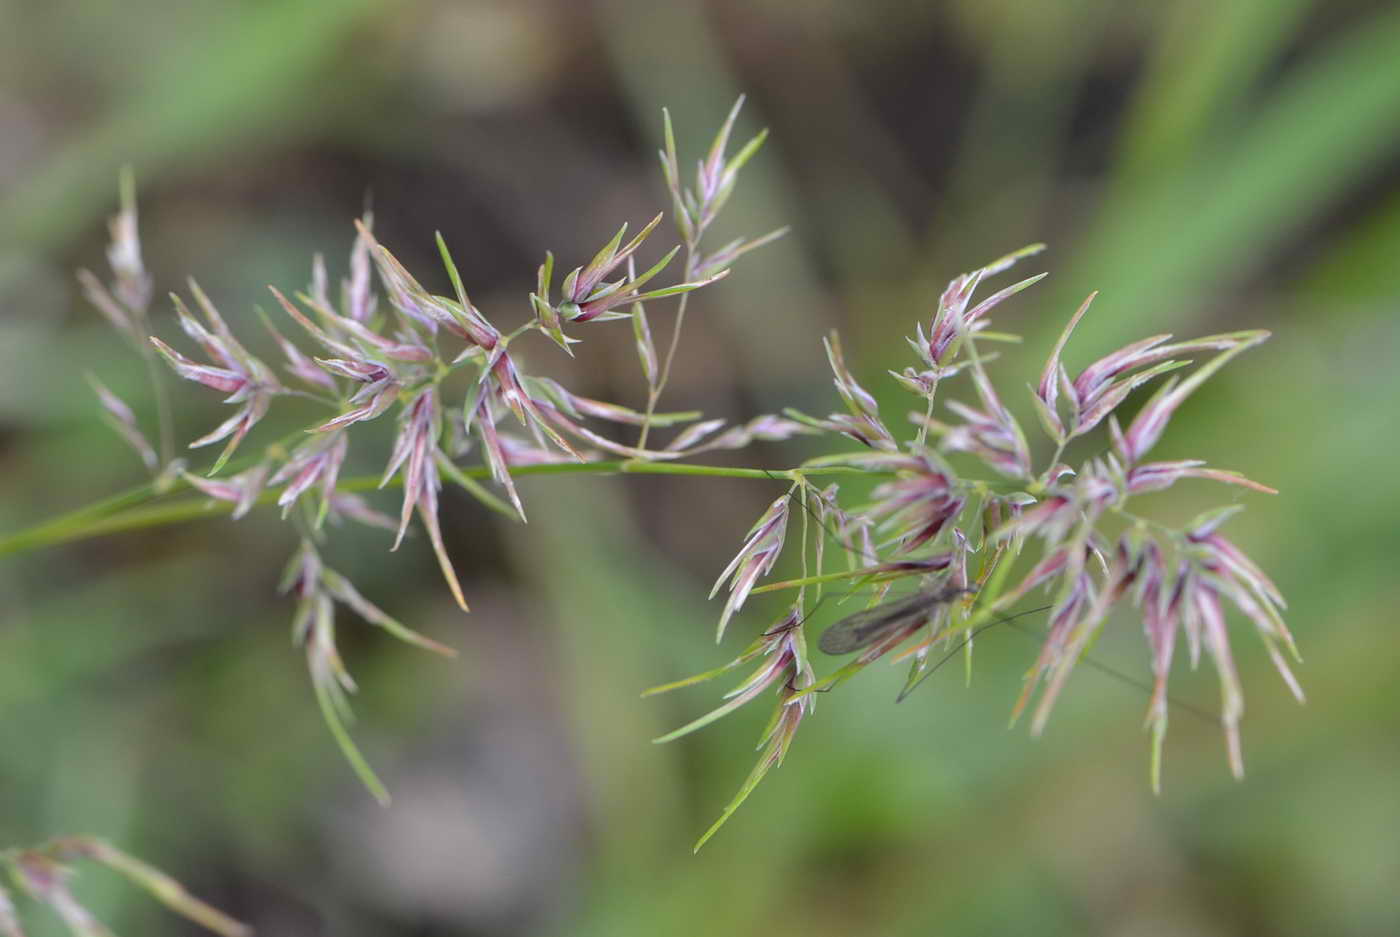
[761,593,831,635]
[898,606,1217,724]
[991,616,1219,724]
[895,604,1049,702]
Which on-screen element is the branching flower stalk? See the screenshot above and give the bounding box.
[4,100,1298,851]
[47,100,804,802]
[0,837,249,937]
[78,168,174,472]
[652,247,1296,847]
[639,96,788,449]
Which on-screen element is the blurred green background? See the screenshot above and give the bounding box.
[2,1,1399,935]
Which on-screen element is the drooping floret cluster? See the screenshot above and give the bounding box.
[658,246,1296,846]
[80,100,799,799]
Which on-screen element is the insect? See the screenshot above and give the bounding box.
[817,585,975,655]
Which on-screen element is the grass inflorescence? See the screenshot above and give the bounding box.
[6,99,1298,855]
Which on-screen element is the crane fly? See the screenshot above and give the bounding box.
[817,585,976,655]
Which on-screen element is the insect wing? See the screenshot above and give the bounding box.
[818,590,940,655]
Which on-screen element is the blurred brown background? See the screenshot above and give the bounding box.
[2,1,1399,935]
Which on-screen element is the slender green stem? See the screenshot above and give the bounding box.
[794,472,811,607]
[977,544,1017,610]
[637,244,697,450]
[0,428,313,557]
[139,334,176,467]
[1031,439,1068,493]
[3,451,1040,560]
[2,499,235,552]
[0,460,869,558]
[280,387,343,408]
[613,461,858,480]
[15,480,163,540]
[914,376,941,448]
[752,566,886,595]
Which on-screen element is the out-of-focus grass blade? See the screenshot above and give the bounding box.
[1116,0,1315,180]
[0,0,387,263]
[1051,4,1400,349]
